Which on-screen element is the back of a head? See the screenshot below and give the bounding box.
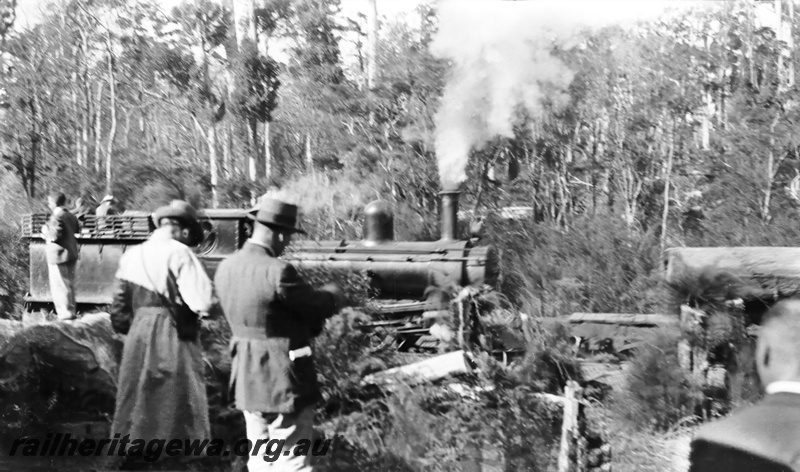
[49,191,66,207]
[758,299,800,385]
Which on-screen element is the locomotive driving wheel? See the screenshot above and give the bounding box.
[366,327,396,353]
[355,319,408,353]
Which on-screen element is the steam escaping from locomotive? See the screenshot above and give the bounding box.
[431,0,693,190]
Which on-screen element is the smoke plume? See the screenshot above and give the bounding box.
[431,0,691,190]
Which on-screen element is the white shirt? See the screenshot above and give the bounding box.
[765,380,800,395]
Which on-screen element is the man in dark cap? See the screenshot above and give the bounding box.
[689,298,800,472]
[108,200,212,468]
[214,197,344,472]
[41,191,80,320]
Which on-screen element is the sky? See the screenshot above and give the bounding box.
[16,0,426,29]
[16,0,702,31]
[15,0,427,66]
[12,0,704,73]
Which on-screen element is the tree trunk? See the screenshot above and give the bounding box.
[367,0,378,90]
[230,0,257,187]
[776,0,785,93]
[80,30,91,170]
[93,81,104,174]
[719,70,728,130]
[592,109,609,215]
[305,134,312,172]
[258,23,272,182]
[105,36,117,195]
[247,0,257,44]
[231,0,248,49]
[29,95,39,199]
[72,71,83,167]
[222,125,230,178]
[788,0,795,87]
[122,108,130,149]
[209,125,218,208]
[701,86,712,151]
[749,0,758,91]
[701,31,713,151]
[249,118,258,181]
[367,0,378,123]
[762,111,781,222]
[264,121,272,180]
[661,117,676,254]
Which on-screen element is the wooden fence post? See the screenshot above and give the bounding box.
[558,380,581,472]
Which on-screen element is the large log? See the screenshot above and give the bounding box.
[361,350,474,388]
[0,313,123,404]
[0,314,236,428]
[568,313,678,327]
[665,247,800,299]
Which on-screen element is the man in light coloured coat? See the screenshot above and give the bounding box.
[214,197,343,472]
[109,200,212,467]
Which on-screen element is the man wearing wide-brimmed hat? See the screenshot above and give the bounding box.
[108,200,213,468]
[215,197,344,472]
[95,194,119,216]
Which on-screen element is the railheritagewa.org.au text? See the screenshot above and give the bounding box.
[8,433,331,463]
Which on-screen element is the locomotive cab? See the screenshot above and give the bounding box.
[20,209,250,313]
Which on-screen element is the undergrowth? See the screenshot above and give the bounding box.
[617,330,704,432]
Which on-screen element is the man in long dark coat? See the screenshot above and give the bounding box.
[109,200,213,467]
[689,299,800,472]
[214,197,343,472]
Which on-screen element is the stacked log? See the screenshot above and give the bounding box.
[665,247,800,299]
[665,247,783,405]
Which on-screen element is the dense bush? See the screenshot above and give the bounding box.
[619,330,703,431]
[0,172,33,320]
[313,301,580,471]
[484,212,663,317]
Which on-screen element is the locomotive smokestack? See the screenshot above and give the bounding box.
[439,190,460,241]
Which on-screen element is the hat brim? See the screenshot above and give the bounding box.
[153,207,196,224]
[247,213,307,234]
[153,208,204,246]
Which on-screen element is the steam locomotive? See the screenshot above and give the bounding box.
[21,191,498,349]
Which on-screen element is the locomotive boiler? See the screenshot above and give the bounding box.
[285,190,498,300]
[20,190,498,314]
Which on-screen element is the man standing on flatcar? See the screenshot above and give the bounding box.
[41,191,80,320]
[108,200,213,468]
[214,197,344,472]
